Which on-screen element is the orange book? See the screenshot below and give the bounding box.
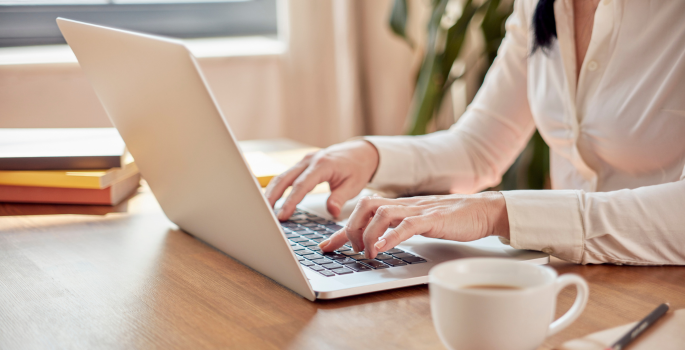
[0,173,140,205]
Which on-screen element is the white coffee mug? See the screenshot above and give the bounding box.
[429,258,589,350]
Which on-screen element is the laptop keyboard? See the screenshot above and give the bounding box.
[282,209,427,277]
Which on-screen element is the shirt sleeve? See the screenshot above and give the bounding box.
[504,165,685,265]
[364,0,535,196]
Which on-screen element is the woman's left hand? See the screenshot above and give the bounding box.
[319,192,511,259]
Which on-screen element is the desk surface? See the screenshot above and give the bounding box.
[2,162,685,349]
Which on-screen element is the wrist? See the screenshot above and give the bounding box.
[485,191,510,240]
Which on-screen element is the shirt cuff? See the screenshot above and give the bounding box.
[363,135,418,189]
[502,190,585,263]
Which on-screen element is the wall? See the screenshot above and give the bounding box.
[0,52,285,141]
[0,0,437,147]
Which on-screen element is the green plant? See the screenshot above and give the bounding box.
[389,0,550,189]
[390,0,512,135]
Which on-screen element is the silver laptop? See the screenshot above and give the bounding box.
[57,18,548,301]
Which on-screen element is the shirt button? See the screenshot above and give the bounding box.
[587,61,599,71]
[542,247,554,255]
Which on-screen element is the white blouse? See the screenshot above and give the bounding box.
[365,0,685,265]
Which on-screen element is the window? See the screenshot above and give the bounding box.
[0,0,277,47]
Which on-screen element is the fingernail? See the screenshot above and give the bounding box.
[374,238,386,251]
[319,239,330,249]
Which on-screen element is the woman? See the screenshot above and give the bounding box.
[265,0,685,265]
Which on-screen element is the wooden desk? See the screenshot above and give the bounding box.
[2,182,685,349]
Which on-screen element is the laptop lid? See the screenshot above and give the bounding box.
[57,18,316,301]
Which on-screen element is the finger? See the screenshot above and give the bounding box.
[265,156,312,208]
[278,165,328,221]
[326,180,362,219]
[362,205,421,259]
[373,215,433,253]
[345,196,400,252]
[318,228,348,252]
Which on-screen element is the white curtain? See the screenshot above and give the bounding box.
[278,0,428,147]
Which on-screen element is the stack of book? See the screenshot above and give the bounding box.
[0,128,141,205]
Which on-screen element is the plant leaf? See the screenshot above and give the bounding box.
[389,0,413,47]
[441,0,478,81]
[406,0,450,135]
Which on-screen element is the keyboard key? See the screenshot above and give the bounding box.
[312,258,331,265]
[402,256,427,264]
[392,252,415,259]
[281,222,297,227]
[350,254,366,260]
[383,258,407,267]
[321,262,343,270]
[322,252,346,260]
[385,248,404,254]
[331,267,354,275]
[324,224,344,231]
[291,245,306,251]
[341,251,358,256]
[344,262,373,272]
[299,231,317,236]
[285,233,299,239]
[359,260,389,269]
[336,247,352,252]
[308,265,325,271]
[303,223,319,228]
[375,253,392,260]
[292,219,309,224]
[290,226,308,231]
[303,253,322,260]
[308,234,325,239]
[296,256,305,261]
[300,241,318,247]
[295,250,312,256]
[288,242,298,246]
[310,238,326,243]
[300,260,315,266]
[318,270,336,277]
[335,257,357,264]
[289,237,309,243]
[310,226,327,231]
[308,246,323,253]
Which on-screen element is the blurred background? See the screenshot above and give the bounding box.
[0,0,548,190]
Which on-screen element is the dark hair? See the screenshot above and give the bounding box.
[531,0,557,54]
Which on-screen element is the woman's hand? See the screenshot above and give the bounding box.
[265,140,379,221]
[319,192,511,259]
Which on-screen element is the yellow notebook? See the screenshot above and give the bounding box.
[0,146,313,189]
[0,154,138,189]
[244,147,319,187]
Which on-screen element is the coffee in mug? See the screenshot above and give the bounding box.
[429,258,589,350]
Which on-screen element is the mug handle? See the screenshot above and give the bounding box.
[547,273,589,336]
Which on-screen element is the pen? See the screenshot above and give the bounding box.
[606,302,670,350]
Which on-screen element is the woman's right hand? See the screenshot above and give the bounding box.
[265,140,380,221]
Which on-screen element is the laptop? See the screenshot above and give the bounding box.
[56,18,548,301]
